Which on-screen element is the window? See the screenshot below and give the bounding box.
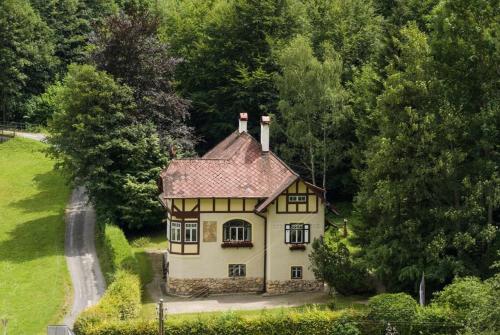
[184,222,198,242]
[170,221,181,242]
[285,224,310,244]
[288,195,307,203]
[223,220,252,242]
[291,266,302,279]
[228,264,246,277]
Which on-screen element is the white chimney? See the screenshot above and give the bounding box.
[260,115,270,152]
[239,113,248,133]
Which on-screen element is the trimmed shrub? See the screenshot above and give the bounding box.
[74,270,141,334]
[100,223,138,281]
[366,293,418,335]
[412,305,459,335]
[75,309,363,335]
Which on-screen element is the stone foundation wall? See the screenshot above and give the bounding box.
[266,280,323,295]
[167,277,264,296]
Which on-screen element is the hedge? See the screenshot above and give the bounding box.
[103,224,137,282]
[74,270,142,334]
[74,310,363,335]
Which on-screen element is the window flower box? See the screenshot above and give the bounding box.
[221,241,253,248]
[289,244,306,251]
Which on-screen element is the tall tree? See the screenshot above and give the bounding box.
[90,9,195,151]
[30,0,92,71]
[274,35,350,191]
[353,19,499,292]
[47,64,167,229]
[303,0,384,81]
[162,0,306,151]
[0,0,56,122]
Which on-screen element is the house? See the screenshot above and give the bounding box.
[159,114,326,295]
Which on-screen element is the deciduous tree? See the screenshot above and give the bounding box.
[47,65,167,229]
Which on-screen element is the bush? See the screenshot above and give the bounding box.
[74,270,141,334]
[101,223,138,281]
[309,237,374,295]
[74,310,362,335]
[432,276,498,333]
[412,305,458,335]
[366,293,417,335]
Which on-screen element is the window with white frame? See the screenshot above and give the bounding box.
[291,266,302,279]
[184,222,198,242]
[288,195,307,203]
[223,220,252,242]
[228,264,246,277]
[170,221,181,242]
[285,224,310,244]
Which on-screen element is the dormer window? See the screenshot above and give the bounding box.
[223,220,252,242]
[288,195,307,203]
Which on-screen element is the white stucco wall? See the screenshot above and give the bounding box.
[266,200,325,281]
[168,212,265,279]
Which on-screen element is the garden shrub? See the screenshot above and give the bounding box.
[367,293,418,335]
[74,270,141,334]
[309,237,374,295]
[75,309,363,335]
[98,222,138,282]
[432,276,499,334]
[412,305,458,335]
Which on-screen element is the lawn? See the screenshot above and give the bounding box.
[0,138,71,335]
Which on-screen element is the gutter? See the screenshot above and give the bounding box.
[254,211,267,293]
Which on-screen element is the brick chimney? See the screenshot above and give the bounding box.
[260,115,270,152]
[239,113,248,133]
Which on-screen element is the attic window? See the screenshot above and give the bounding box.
[288,195,307,203]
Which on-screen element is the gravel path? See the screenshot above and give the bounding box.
[15,133,105,328]
[63,187,105,327]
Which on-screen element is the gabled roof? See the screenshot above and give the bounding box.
[161,131,299,203]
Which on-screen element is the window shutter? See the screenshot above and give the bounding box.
[166,220,171,240]
[285,224,290,243]
[304,224,310,243]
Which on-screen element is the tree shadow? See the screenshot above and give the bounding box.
[1,169,69,263]
[9,170,68,214]
[0,213,65,263]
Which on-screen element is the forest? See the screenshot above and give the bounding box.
[1,0,498,306]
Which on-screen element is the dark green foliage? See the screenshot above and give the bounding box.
[30,0,92,71]
[47,64,167,230]
[162,0,306,151]
[90,8,195,151]
[74,310,362,335]
[309,237,373,295]
[352,15,500,291]
[304,0,384,81]
[0,0,56,122]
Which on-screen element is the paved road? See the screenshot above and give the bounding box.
[16,131,47,142]
[63,187,105,326]
[162,291,331,314]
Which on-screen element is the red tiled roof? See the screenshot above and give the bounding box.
[161,131,298,200]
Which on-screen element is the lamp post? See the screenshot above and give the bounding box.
[156,299,167,335]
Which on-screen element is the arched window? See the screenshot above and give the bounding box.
[223,220,252,242]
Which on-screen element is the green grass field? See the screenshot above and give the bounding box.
[0,138,71,335]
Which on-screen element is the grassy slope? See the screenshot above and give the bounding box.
[0,138,71,335]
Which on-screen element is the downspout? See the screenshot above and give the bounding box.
[255,211,267,293]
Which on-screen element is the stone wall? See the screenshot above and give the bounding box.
[266,280,323,295]
[167,277,264,296]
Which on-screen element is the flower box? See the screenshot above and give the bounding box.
[289,244,306,251]
[221,241,253,248]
